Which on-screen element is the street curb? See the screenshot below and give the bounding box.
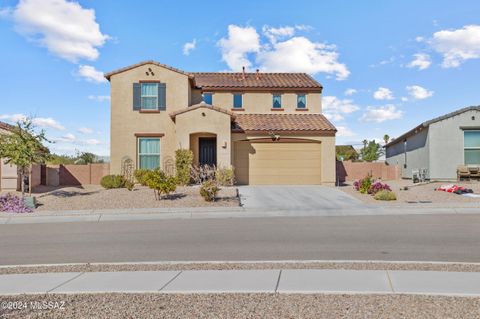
[1,206,479,225]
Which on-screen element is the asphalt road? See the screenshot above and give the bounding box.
[1,214,479,265]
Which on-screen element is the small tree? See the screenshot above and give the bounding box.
[175,149,193,185]
[383,134,390,145]
[360,140,383,162]
[75,152,96,164]
[0,119,50,196]
[145,169,177,200]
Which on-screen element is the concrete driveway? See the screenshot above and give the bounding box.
[238,185,367,210]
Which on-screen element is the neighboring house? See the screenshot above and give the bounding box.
[0,121,19,191]
[105,61,337,185]
[385,105,480,180]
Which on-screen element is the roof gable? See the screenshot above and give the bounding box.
[169,102,236,120]
[385,105,480,147]
[105,61,194,81]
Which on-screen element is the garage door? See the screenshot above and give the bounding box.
[234,141,322,185]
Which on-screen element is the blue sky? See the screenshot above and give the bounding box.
[1,0,479,155]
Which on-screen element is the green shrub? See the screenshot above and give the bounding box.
[124,179,135,191]
[374,190,397,201]
[100,175,126,189]
[145,169,177,200]
[358,176,373,194]
[175,149,194,185]
[216,167,235,186]
[200,180,219,202]
[134,169,151,186]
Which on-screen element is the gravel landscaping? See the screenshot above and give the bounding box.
[340,180,480,207]
[1,185,239,211]
[1,261,480,275]
[0,293,478,318]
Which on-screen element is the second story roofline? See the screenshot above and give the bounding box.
[104,61,323,92]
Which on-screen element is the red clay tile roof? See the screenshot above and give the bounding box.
[0,121,14,131]
[233,114,336,133]
[170,102,236,120]
[191,72,322,90]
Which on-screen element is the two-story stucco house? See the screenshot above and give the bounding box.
[105,61,337,185]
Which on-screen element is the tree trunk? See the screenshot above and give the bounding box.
[29,164,32,195]
[20,170,25,198]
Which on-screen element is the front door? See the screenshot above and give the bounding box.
[199,137,217,166]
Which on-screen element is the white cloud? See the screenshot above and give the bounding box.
[262,25,295,43]
[88,95,110,102]
[415,36,425,42]
[217,25,261,71]
[430,25,480,68]
[85,139,102,145]
[360,105,403,123]
[12,0,109,62]
[78,65,106,83]
[344,88,357,96]
[322,96,360,121]
[32,117,66,130]
[218,25,349,80]
[257,37,350,80]
[407,53,431,70]
[183,39,196,56]
[373,87,394,100]
[406,85,434,100]
[0,114,65,130]
[77,127,93,134]
[336,126,356,137]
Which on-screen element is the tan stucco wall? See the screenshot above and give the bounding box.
[207,92,321,113]
[232,133,336,185]
[109,63,191,174]
[0,127,19,191]
[175,108,232,168]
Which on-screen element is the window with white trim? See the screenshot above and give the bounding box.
[464,131,480,164]
[141,83,158,110]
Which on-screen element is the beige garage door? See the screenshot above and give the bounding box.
[234,141,322,185]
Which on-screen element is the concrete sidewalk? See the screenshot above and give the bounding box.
[1,206,479,225]
[1,269,480,296]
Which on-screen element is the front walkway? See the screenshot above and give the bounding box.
[1,268,480,296]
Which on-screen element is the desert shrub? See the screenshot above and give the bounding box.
[175,149,194,185]
[145,169,177,200]
[124,179,135,191]
[374,190,397,201]
[368,181,391,195]
[216,167,235,186]
[354,175,373,194]
[200,180,219,202]
[0,193,33,213]
[191,164,216,184]
[100,175,126,189]
[134,169,151,186]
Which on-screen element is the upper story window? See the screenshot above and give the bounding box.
[464,131,480,164]
[203,93,213,105]
[141,83,158,110]
[233,94,243,109]
[272,94,282,109]
[297,94,307,109]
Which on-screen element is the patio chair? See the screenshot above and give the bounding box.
[457,165,470,181]
[468,166,480,179]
